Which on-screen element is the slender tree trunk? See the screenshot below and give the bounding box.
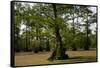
[26,25,28,51]
[15,26,20,52]
[72,13,77,51]
[48,4,69,61]
[46,38,50,51]
[84,15,89,50]
[71,7,77,51]
[34,27,39,53]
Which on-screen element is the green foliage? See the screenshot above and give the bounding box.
[14,2,97,52]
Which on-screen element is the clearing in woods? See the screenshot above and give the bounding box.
[15,50,97,66]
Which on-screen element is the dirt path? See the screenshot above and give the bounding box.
[15,51,97,66]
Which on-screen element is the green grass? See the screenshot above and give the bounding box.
[15,50,97,66]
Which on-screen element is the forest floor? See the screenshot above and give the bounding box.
[15,50,97,66]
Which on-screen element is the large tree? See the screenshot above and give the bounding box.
[48,4,69,60]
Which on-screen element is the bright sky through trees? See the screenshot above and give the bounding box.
[17,3,97,35]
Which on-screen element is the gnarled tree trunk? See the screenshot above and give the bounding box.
[48,4,69,61]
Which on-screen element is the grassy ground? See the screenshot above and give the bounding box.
[15,50,97,66]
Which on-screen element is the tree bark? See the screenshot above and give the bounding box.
[46,38,50,51]
[71,6,77,51]
[84,17,89,50]
[48,4,69,61]
[25,25,28,51]
[72,10,77,51]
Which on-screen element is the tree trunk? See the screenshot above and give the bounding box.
[25,25,28,51]
[48,4,69,61]
[84,13,90,50]
[46,38,50,51]
[84,20,89,50]
[34,27,40,53]
[71,7,77,51]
